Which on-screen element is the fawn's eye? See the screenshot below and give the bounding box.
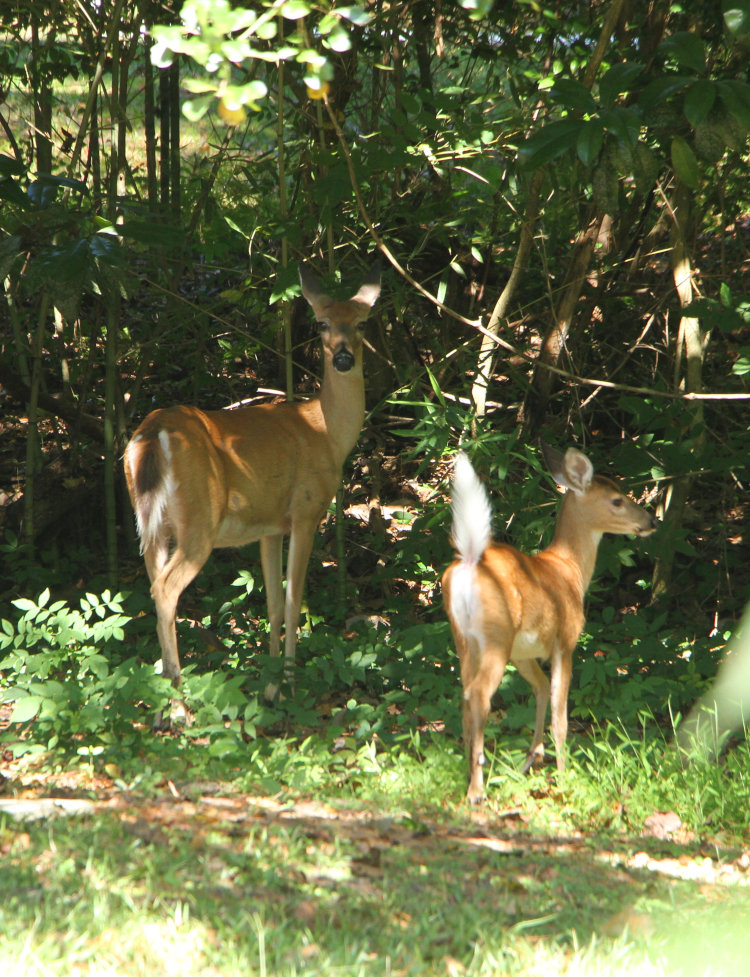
[317,320,330,332]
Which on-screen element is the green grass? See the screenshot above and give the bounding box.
[2,723,750,977]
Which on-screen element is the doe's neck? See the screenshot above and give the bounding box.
[317,361,365,461]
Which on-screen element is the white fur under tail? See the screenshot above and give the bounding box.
[125,430,176,555]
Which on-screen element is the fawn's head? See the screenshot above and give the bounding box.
[299,262,381,373]
[542,444,659,538]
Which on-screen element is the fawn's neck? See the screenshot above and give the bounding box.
[545,493,602,596]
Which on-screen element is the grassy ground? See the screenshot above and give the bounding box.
[2,725,749,977]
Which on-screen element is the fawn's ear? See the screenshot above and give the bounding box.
[559,448,594,495]
[542,444,594,496]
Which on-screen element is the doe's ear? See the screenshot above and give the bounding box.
[299,263,325,307]
[351,261,381,308]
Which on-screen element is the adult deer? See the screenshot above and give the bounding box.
[124,262,381,714]
[442,445,658,803]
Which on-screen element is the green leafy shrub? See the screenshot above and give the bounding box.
[0,589,172,757]
[571,609,723,725]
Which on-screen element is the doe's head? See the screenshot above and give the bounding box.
[299,262,381,373]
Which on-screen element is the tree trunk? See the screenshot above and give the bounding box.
[143,9,159,211]
[169,62,181,218]
[520,211,607,437]
[478,0,626,436]
[159,68,170,210]
[89,89,102,210]
[471,168,544,424]
[23,294,51,548]
[31,18,53,175]
[652,180,704,598]
[104,291,120,584]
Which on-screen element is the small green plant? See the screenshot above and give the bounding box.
[571,610,722,725]
[0,589,171,757]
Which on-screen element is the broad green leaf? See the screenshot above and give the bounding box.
[723,0,750,37]
[599,107,641,146]
[37,172,89,199]
[183,78,216,94]
[458,0,496,19]
[118,220,185,247]
[10,696,43,724]
[599,63,644,108]
[0,153,25,176]
[256,21,277,40]
[717,80,750,127]
[36,239,90,281]
[681,297,747,333]
[726,100,750,129]
[221,40,254,63]
[659,32,706,73]
[518,119,582,169]
[576,121,604,164]
[90,232,122,265]
[0,234,21,279]
[27,180,59,208]
[326,27,352,54]
[183,96,212,122]
[684,81,716,127]
[338,5,373,26]
[549,78,597,114]
[716,78,750,107]
[0,177,29,208]
[281,0,310,20]
[639,75,692,111]
[671,136,699,187]
[225,80,268,107]
[400,92,422,115]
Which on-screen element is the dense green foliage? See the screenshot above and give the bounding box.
[0,0,748,805]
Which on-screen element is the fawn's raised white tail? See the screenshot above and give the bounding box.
[442,445,658,803]
[124,262,381,716]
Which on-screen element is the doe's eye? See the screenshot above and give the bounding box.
[611,497,624,508]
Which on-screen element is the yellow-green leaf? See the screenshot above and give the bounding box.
[671,136,699,187]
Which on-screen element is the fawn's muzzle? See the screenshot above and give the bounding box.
[638,514,660,535]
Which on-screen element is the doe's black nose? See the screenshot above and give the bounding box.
[333,346,355,372]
